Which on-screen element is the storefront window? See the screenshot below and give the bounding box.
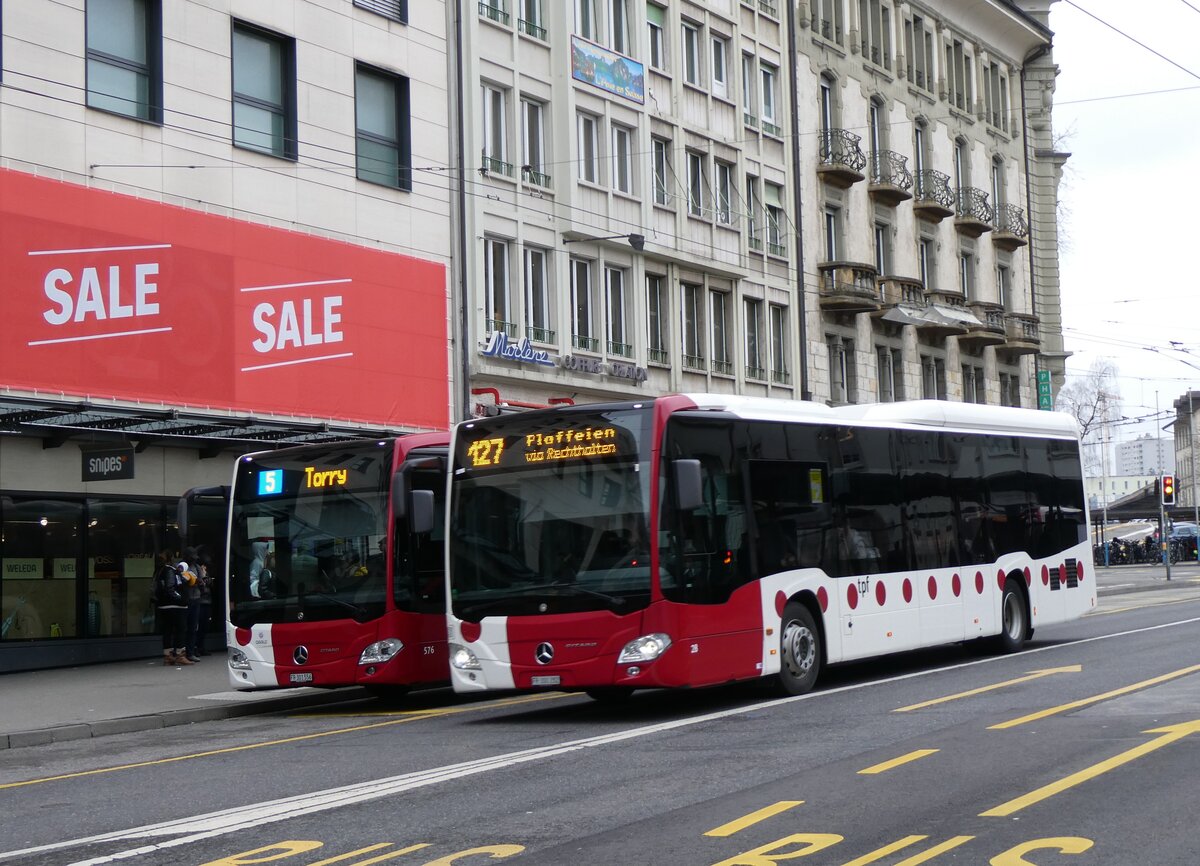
[1,497,83,640]
[85,499,179,638]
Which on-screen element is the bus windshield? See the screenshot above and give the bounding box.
[450,406,653,621]
[229,441,393,627]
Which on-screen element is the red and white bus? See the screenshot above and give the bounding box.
[446,395,1092,698]
[221,433,449,694]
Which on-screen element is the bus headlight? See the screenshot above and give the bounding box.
[618,633,672,664]
[359,639,403,665]
[450,642,481,670]
[229,649,251,671]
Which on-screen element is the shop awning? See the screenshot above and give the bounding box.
[0,396,404,451]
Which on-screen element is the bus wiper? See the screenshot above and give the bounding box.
[520,582,626,607]
[297,583,368,621]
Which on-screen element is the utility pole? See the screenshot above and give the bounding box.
[1159,392,1171,581]
[1191,391,1198,557]
[1100,392,1110,566]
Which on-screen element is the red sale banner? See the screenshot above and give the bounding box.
[0,169,450,430]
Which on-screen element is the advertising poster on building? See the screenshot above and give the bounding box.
[0,169,450,430]
[571,36,645,104]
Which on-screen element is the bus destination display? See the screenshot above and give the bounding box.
[465,425,623,470]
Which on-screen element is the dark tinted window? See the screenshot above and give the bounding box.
[898,430,959,571]
[829,426,906,575]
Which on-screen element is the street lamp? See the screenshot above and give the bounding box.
[562,232,645,251]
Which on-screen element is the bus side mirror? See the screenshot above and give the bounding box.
[410,490,436,535]
[673,459,704,512]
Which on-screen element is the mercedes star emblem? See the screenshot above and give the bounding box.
[293,646,309,665]
[534,642,554,665]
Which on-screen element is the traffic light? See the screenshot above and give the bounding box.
[1162,474,1176,506]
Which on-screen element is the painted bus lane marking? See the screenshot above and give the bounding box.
[191,843,525,866]
[704,802,805,837]
[988,664,1200,729]
[980,720,1200,817]
[894,666,1081,713]
[705,833,1095,865]
[857,749,939,775]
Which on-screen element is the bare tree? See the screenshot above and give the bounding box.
[1057,360,1120,476]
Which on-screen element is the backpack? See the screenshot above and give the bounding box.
[154,565,184,606]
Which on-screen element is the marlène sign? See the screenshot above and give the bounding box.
[82,445,135,482]
[480,331,556,367]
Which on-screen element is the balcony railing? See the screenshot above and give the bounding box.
[486,318,517,337]
[812,16,843,44]
[743,111,759,128]
[771,369,791,386]
[521,165,551,187]
[682,354,707,372]
[762,120,783,137]
[748,236,764,252]
[912,169,955,221]
[993,203,1029,250]
[573,334,600,352]
[960,302,1006,347]
[608,340,632,358]
[478,1,510,26]
[1001,312,1040,356]
[648,347,670,365]
[526,325,555,343]
[817,128,867,187]
[877,275,926,308]
[868,149,913,205]
[767,241,787,257]
[481,153,513,177]
[712,359,734,376]
[517,18,546,39]
[867,45,891,68]
[746,365,767,381]
[954,186,994,236]
[759,0,778,16]
[817,261,881,311]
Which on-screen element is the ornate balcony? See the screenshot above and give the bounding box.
[811,15,843,44]
[868,150,913,206]
[959,302,1007,347]
[817,129,866,188]
[912,169,955,222]
[954,187,994,237]
[876,275,926,309]
[817,261,881,312]
[992,203,1029,251]
[1000,312,1040,356]
[921,289,973,337]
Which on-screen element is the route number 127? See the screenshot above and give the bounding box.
[466,437,505,468]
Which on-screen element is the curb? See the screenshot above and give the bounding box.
[0,686,370,751]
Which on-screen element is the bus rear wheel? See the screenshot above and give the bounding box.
[995,578,1028,653]
[777,602,821,696]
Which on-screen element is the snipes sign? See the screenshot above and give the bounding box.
[0,169,449,430]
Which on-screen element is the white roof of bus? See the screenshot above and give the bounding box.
[677,394,1080,439]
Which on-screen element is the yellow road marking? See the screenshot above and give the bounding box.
[894,836,974,864]
[0,692,569,791]
[981,720,1200,817]
[989,664,1200,729]
[858,749,939,775]
[841,836,929,865]
[1091,595,1200,616]
[895,666,1081,713]
[704,801,804,837]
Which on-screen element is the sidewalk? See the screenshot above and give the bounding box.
[1,563,1195,751]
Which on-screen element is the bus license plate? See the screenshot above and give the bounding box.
[530,675,561,686]
[289,673,314,684]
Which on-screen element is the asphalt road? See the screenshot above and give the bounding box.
[2,586,1199,866]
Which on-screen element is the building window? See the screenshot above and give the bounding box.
[647,274,669,364]
[746,174,761,248]
[828,336,856,404]
[714,161,734,224]
[524,247,553,342]
[874,221,891,275]
[647,4,666,69]
[711,290,731,375]
[571,259,598,351]
[918,235,934,288]
[962,363,986,404]
[760,62,779,134]
[686,151,706,217]
[652,137,672,206]
[577,112,599,183]
[479,0,510,26]
[611,123,633,194]
[232,22,296,159]
[481,83,510,176]
[521,98,549,186]
[742,52,758,125]
[745,298,764,379]
[811,0,845,45]
[858,0,891,69]
[86,0,161,122]
[682,21,701,86]
[946,36,973,112]
[611,0,629,54]
[904,14,934,92]
[997,263,1012,311]
[354,0,408,23]
[959,251,974,298]
[484,238,512,335]
[877,345,903,402]
[999,371,1021,407]
[913,119,928,174]
[711,35,729,99]
[355,65,411,190]
[769,305,789,384]
[991,156,1006,208]
[983,61,1009,131]
[953,137,969,190]
[519,0,545,38]
[921,354,947,400]
[765,183,785,256]
[823,206,842,261]
[681,283,705,369]
[576,0,598,41]
[606,267,631,356]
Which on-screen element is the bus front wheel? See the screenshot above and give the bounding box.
[995,578,1028,653]
[777,603,821,696]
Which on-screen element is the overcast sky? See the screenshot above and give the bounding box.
[1049,0,1200,446]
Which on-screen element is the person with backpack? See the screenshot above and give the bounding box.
[155,554,192,666]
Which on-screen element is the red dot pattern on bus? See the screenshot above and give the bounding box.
[1042,564,1050,586]
[775,590,787,617]
[875,581,886,606]
[997,569,1007,590]
[235,627,251,646]
[1077,561,1085,583]
[847,583,859,610]
[817,586,829,612]
[460,620,482,643]
[952,573,961,597]
[1024,566,1032,586]
[927,576,938,600]
[902,578,913,603]
[975,571,984,594]
[1059,564,1067,584]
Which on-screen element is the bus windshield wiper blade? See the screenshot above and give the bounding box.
[522,582,626,607]
[301,591,367,621]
